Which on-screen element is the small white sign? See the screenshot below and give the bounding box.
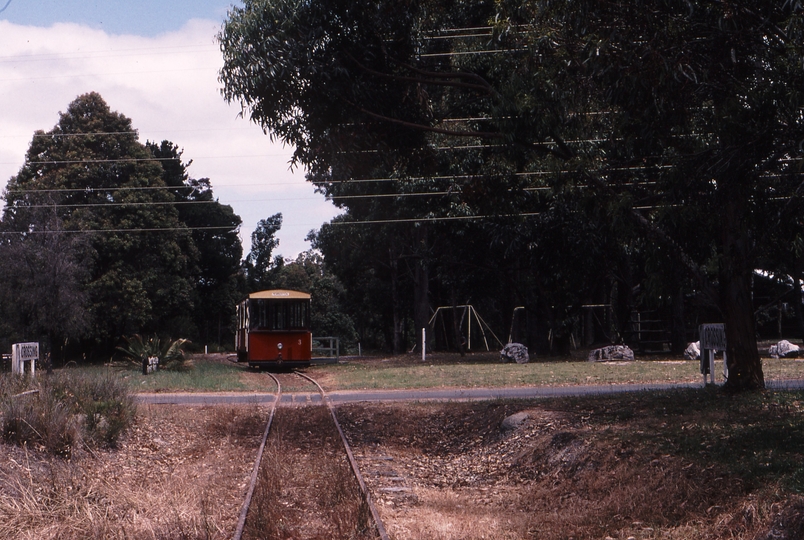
[11,342,38,376]
[699,324,726,351]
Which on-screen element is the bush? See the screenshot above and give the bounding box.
[117,334,193,371]
[2,390,79,457]
[0,370,136,456]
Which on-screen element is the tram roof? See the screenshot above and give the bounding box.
[248,289,311,300]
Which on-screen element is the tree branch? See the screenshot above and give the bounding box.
[394,59,498,96]
[344,52,494,95]
[340,97,504,138]
[342,97,575,159]
[583,171,719,305]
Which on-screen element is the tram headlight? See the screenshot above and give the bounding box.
[277,342,283,351]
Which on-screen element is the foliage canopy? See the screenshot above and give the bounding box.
[219,1,804,390]
[1,93,243,358]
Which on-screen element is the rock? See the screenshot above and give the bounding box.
[684,341,701,360]
[501,411,529,431]
[587,345,635,362]
[500,342,529,364]
[769,340,800,359]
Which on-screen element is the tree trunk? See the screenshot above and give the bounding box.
[670,276,686,355]
[413,261,430,354]
[720,194,764,391]
[792,255,804,341]
[583,296,595,347]
[451,284,465,357]
[722,270,764,390]
[615,265,633,343]
[390,250,403,354]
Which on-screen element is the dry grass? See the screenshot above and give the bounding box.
[3,382,804,539]
[0,405,266,539]
[0,370,135,457]
[337,390,804,540]
[244,405,375,540]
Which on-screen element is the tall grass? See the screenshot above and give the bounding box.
[0,369,135,456]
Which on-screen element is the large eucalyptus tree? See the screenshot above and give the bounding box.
[219,0,804,389]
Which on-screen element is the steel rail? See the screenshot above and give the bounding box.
[294,371,390,540]
[232,372,281,540]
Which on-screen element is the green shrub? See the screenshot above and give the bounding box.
[117,334,193,371]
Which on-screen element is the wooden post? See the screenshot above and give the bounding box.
[422,328,426,362]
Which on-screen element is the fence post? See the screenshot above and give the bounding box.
[421,328,426,362]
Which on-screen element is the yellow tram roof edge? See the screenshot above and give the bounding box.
[248,289,311,300]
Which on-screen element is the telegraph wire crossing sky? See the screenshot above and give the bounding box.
[0,0,342,258]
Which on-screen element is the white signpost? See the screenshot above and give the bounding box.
[11,342,38,377]
[699,324,727,385]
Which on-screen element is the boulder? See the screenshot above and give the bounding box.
[587,345,635,362]
[501,411,530,431]
[684,341,701,360]
[769,340,800,359]
[500,342,529,364]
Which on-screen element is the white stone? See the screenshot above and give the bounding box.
[587,345,634,362]
[684,341,701,360]
[500,342,529,364]
[769,340,800,359]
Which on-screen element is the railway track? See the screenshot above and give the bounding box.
[233,371,389,540]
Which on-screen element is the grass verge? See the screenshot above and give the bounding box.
[115,354,275,393]
[309,353,804,391]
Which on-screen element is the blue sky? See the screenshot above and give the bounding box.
[1,0,234,36]
[0,0,339,258]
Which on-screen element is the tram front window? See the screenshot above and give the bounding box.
[249,299,309,330]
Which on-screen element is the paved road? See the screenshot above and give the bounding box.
[134,378,804,405]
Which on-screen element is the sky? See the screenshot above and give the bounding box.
[0,0,341,259]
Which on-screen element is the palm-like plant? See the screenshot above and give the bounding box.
[116,335,192,372]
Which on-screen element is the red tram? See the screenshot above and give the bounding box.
[235,289,312,368]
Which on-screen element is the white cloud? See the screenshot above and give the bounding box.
[0,19,340,257]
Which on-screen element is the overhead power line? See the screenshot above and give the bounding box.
[26,158,179,165]
[0,43,216,62]
[332,212,542,225]
[30,131,139,138]
[3,180,316,195]
[0,66,213,84]
[419,49,528,58]
[0,152,294,166]
[0,225,236,235]
[0,126,273,140]
[6,185,198,194]
[7,200,219,210]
